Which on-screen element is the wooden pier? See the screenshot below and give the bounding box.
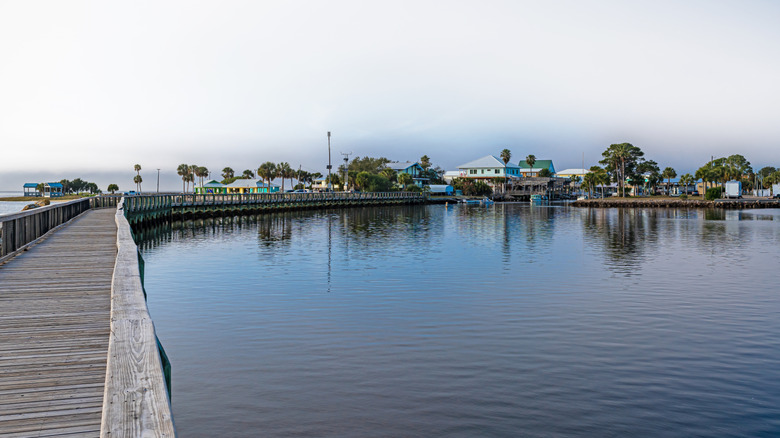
[0,191,426,436]
[0,209,116,437]
[1,198,174,437]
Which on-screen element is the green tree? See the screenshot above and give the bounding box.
[679,173,694,195]
[538,168,552,178]
[725,154,752,181]
[277,162,292,191]
[355,171,371,190]
[662,167,677,195]
[525,154,536,176]
[196,166,209,188]
[500,148,511,193]
[257,162,277,193]
[59,179,71,194]
[35,183,44,196]
[348,156,391,174]
[134,164,142,192]
[177,163,189,192]
[398,172,414,189]
[589,166,610,198]
[381,167,398,182]
[107,183,119,194]
[758,166,776,179]
[599,142,645,197]
[222,167,235,180]
[581,172,596,197]
[326,172,341,190]
[420,155,431,170]
[242,169,255,179]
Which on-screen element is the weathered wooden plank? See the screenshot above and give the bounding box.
[100,200,176,437]
[0,209,115,436]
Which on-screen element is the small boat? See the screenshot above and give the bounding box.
[480,197,494,205]
[458,199,481,205]
[530,194,548,203]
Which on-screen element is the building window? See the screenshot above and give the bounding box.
[481,169,484,174]
[470,169,476,175]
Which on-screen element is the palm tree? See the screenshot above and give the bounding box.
[188,165,198,192]
[242,169,255,179]
[662,167,677,195]
[525,154,536,178]
[107,184,119,194]
[133,164,142,192]
[222,167,234,180]
[177,163,189,192]
[277,162,292,191]
[420,155,431,170]
[500,149,512,194]
[679,173,694,195]
[196,166,209,188]
[257,162,277,193]
[398,172,414,190]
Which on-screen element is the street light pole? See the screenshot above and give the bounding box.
[327,132,332,191]
[156,169,160,193]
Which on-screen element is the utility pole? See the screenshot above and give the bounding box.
[327,132,332,191]
[341,151,353,190]
[156,169,160,193]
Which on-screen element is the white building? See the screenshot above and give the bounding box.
[457,155,522,181]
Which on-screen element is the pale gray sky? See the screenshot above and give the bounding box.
[2,0,779,191]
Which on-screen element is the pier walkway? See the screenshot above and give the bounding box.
[0,209,116,437]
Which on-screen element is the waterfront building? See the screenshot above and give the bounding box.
[427,184,454,196]
[225,179,280,194]
[555,168,589,180]
[518,160,556,177]
[312,178,328,192]
[442,170,464,183]
[457,155,522,181]
[23,183,40,197]
[23,182,63,197]
[43,183,64,197]
[388,162,428,187]
[194,180,228,194]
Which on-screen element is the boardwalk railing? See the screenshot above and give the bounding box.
[101,198,176,436]
[0,196,122,259]
[123,191,426,218]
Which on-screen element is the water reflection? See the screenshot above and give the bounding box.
[137,205,780,438]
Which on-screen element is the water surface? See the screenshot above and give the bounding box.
[140,204,780,437]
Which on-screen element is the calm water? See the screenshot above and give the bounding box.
[139,204,780,437]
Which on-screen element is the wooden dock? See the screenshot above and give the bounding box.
[0,209,116,437]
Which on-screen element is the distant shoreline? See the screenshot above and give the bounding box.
[571,197,780,209]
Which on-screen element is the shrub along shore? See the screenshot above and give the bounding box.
[572,197,780,209]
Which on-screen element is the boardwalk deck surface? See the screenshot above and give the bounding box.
[0,209,116,437]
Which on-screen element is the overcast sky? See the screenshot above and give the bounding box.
[1,0,779,191]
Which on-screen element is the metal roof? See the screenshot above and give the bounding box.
[46,183,64,188]
[556,168,590,175]
[388,161,421,171]
[458,155,520,169]
[518,160,554,171]
[23,183,38,188]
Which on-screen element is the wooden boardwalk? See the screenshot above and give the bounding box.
[0,209,116,437]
